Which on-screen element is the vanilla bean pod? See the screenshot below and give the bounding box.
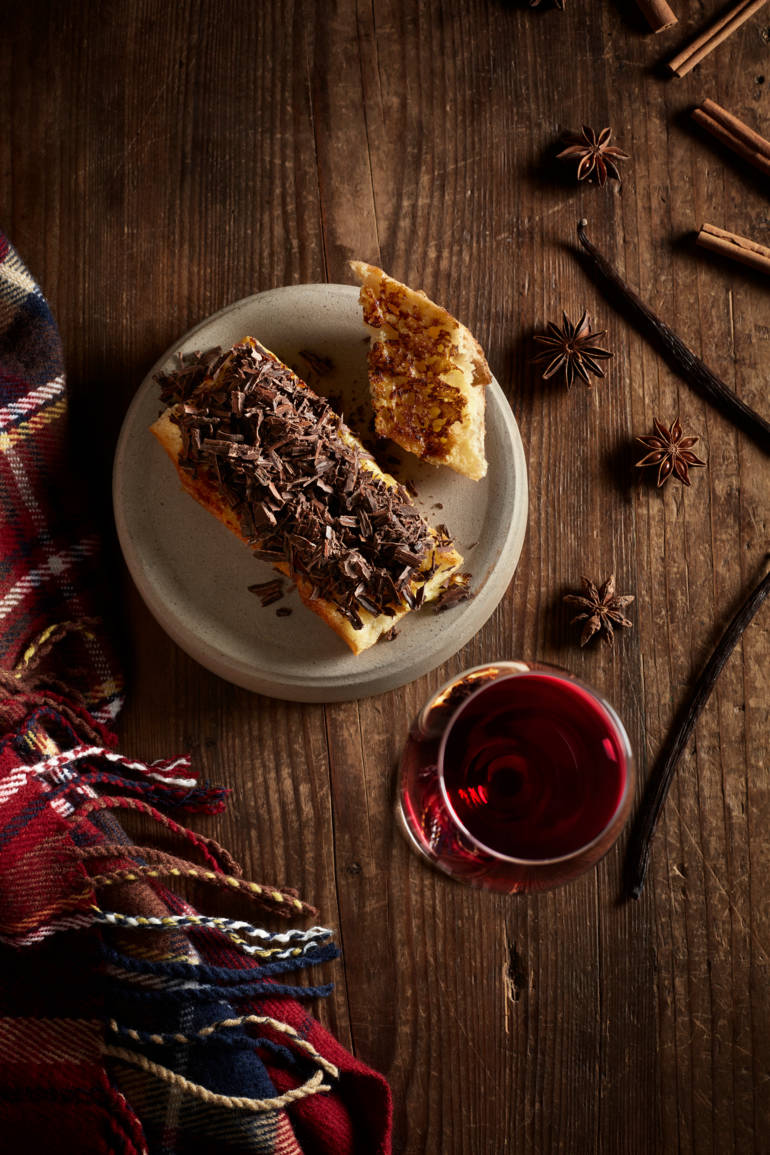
[624,561,770,900]
[576,220,770,455]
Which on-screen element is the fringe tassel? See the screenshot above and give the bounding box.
[94,910,333,960]
[105,1013,339,1073]
[74,841,240,881]
[99,939,340,990]
[71,797,242,875]
[98,977,336,1003]
[85,860,316,919]
[103,1047,334,1113]
[70,768,228,813]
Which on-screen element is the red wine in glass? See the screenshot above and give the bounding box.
[398,662,633,892]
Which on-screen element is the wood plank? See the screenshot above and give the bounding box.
[1,0,768,1151]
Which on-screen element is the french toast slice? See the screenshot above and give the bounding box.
[350,261,491,481]
[150,338,463,655]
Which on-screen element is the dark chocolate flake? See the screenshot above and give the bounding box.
[356,595,381,616]
[249,578,286,606]
[433,573,473,613]
[392,547,424,568]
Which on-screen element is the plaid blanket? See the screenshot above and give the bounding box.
[0,233,392,1154]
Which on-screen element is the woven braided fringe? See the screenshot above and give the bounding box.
[75,841,316,918]
[104,1049,333,1112]
[104,1013,340,1113]
[94,910,333,959]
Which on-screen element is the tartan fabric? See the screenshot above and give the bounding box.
[0,234,393,1154]
[0,235,122,723]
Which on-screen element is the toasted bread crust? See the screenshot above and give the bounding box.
[350,261,490,481]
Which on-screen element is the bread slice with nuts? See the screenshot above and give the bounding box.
[150,338,463,655]
[350,261,491,481]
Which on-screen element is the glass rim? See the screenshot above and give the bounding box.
[435,664,634,866]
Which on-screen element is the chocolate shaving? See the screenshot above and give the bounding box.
[433,572,473,612]
[392,547,423,568]
[248,579,286,606]
[157,340,454,629]
[156,347,223,406]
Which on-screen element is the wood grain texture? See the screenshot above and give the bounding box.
[2,1,769,1151]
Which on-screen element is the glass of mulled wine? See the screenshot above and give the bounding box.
[397,662,634,892]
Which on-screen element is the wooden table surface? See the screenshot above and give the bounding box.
[5,2,769,1151]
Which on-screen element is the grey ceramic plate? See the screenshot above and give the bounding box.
[113,284,528,702]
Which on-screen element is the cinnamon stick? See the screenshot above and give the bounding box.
[691,99,770,177]
[635,0,678,33]
[668,0,769,77]
[696,223,770,276]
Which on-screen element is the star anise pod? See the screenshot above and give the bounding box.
[635,417,706,487]
[564,575,634,647]
[557,126,630,187]
[531,310,613,388]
